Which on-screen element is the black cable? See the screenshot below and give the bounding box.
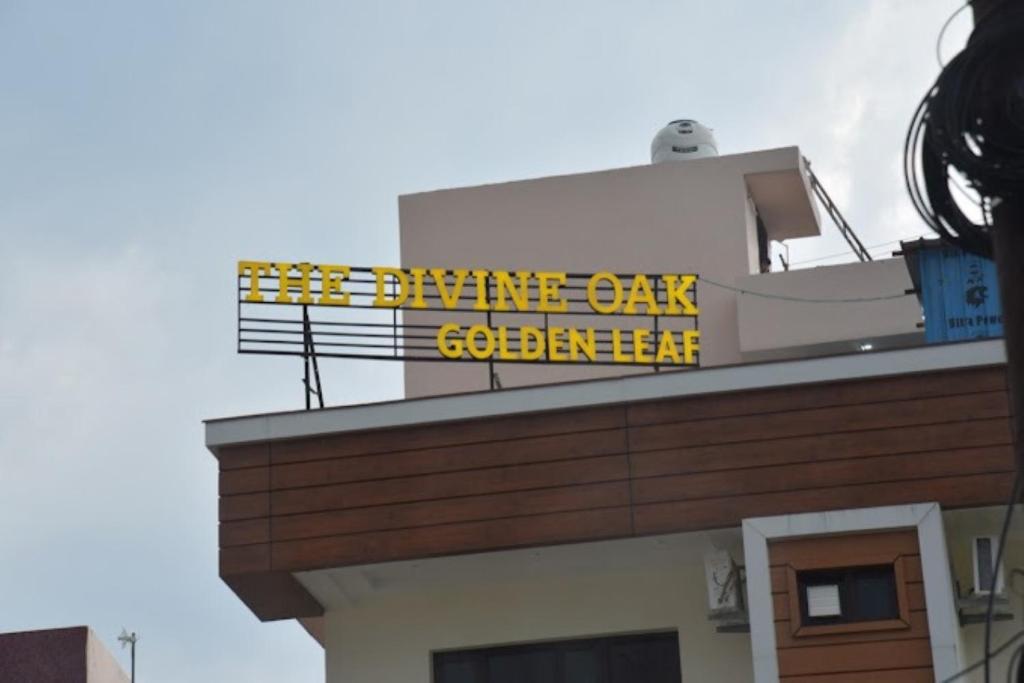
[940,468,1023,683]
[696,277,912,303]
[904,0,1024,259]
[943,628,1024,682]
[937,1,973,67]
[1009,644,1024,683]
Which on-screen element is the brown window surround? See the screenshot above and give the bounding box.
[785,551,912,638]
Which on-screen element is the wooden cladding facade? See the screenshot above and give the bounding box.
[215,364,1015,620]
[769,530,932,681]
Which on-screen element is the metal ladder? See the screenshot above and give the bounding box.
[804,157,873,263]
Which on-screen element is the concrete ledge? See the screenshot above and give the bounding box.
[205,339,1006,451]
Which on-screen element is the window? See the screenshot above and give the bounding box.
[433,632,681,683]
[797,564,900,626]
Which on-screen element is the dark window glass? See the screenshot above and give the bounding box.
[434,632,680,683]
[489,651,557,683]
[563,647,603,683]
[797,564,899,626]
[609,637,682,683]
[438,657,486,683]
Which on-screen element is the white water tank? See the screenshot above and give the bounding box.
[651,119,718,164]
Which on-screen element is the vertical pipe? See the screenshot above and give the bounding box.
[302,304,311,411]
[653,275,660,373]
[486,274,495,390]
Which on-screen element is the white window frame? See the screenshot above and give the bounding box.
[742,502,961,682]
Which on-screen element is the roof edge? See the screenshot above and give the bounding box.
[205,339,1006,453]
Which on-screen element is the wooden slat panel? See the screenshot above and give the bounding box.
[219,492,270,522]
[220,544,270,574]
[270,427,627,490]
[774,592,790,621]
[222,572,323,621]
[214,364,1013,624]
[271,481,631,542]
[780,667,933,683]
[217,443,269,470]
[776,609,929,649]
[628,391,1009,453]
[220,519,270,547]
[633,471,1015,535]
[771,566,788,593]
[908,582,926,611]
[630,417,1011,478]
[271,506,633,571]
[776,638,933,676]
[627,365,1006,426]
[769,530,918,566]
[220,466,269,496]
[270,454,630,516]
[270,404,627,464]
[904,554,923,583]
[633,446,1011,505]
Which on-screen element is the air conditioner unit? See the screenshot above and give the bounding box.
[958,537,1013,624]
[704,549,748,632]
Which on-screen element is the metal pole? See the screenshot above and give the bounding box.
[118,630,136,683]
[303,304,311,411]
[486,274,495,390]
[972,0,1024,472]
[991,200,1024,470]
[653,276,660,373]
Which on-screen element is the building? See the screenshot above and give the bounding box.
[0,626,130,683]
[209,142,1019,681]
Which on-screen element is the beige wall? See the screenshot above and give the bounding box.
[398,147,819,397]
[316,533,753,682]
[85,630,130,683]
[736,258,924,360]
[945,506,1024,683]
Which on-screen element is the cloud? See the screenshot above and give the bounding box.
[751,0,973,266]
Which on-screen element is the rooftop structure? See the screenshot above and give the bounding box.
[208,147,1016,681]
[0,626,129,683]
[398,147,920,396]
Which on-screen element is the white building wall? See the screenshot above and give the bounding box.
[323,559,753,682]
[945,506,1024,682]
[85,629,130,683]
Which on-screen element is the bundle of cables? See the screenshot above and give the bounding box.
[904,0,1024,259]
[905,4,1024,681]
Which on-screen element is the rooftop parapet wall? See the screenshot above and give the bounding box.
[0,627,129,683]
[736,258,924,361]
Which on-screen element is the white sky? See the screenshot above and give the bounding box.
[0,1,973,680]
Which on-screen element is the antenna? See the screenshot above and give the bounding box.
[117,629,138,683]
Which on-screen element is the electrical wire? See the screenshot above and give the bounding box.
[987,471,1024,682]
[936,0,973,68]
[787,237,931,266]
[939,470,1024,683]
[698,276,912,304]
[908,4,1024,678]
[1008,644,1024,683]
[905,0,1024,259]
[942,628,1024,682]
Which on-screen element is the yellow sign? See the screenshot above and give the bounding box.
[238,261,700,366]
